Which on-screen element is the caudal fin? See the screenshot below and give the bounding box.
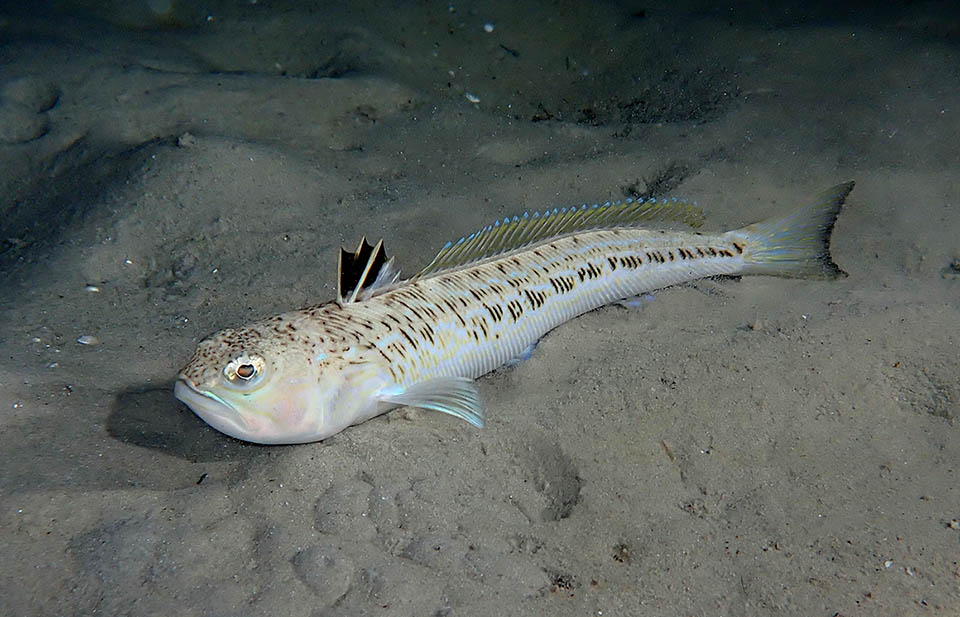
[733,181,854,280]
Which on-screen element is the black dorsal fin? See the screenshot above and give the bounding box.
[338,237,389,304]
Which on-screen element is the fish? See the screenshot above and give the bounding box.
[175,181,854,444]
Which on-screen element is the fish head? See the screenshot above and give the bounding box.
[175,319,384,444]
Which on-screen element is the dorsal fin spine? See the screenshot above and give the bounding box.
[338,237,399,304]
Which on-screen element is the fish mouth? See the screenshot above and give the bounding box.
[174,377,251,439]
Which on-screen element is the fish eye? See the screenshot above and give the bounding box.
[222,354,267,389]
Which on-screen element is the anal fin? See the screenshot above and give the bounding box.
[615,293,656,309]
[504,341,538,367]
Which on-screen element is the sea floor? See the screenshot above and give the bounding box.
[1,1,959,615]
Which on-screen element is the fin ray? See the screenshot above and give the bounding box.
[735,181,854,279]
[338,237,400,304]
[378,377,484,428]
[414,196,705,279]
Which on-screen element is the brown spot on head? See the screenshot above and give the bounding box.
[179,327,267,386]
[178,316,313,389]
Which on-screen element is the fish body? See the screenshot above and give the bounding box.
[175,182,854,444]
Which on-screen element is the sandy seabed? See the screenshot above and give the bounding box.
[1,1,959,615]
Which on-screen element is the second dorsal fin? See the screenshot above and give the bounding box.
[413,195,705,279]
[337,237,400,304]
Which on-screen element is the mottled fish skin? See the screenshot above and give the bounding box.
[332,228,749,387]
[176,182,853,444]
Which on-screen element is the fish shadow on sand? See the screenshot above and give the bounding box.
[107,383,259,463]
[2,384,260,494]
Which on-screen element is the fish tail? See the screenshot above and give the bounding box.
[733,181,855,280]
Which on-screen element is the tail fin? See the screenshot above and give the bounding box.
[734,181,854,280]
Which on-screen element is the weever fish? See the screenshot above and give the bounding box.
[175,181,854,444]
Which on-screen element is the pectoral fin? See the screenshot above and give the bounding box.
[379,377,484,428]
